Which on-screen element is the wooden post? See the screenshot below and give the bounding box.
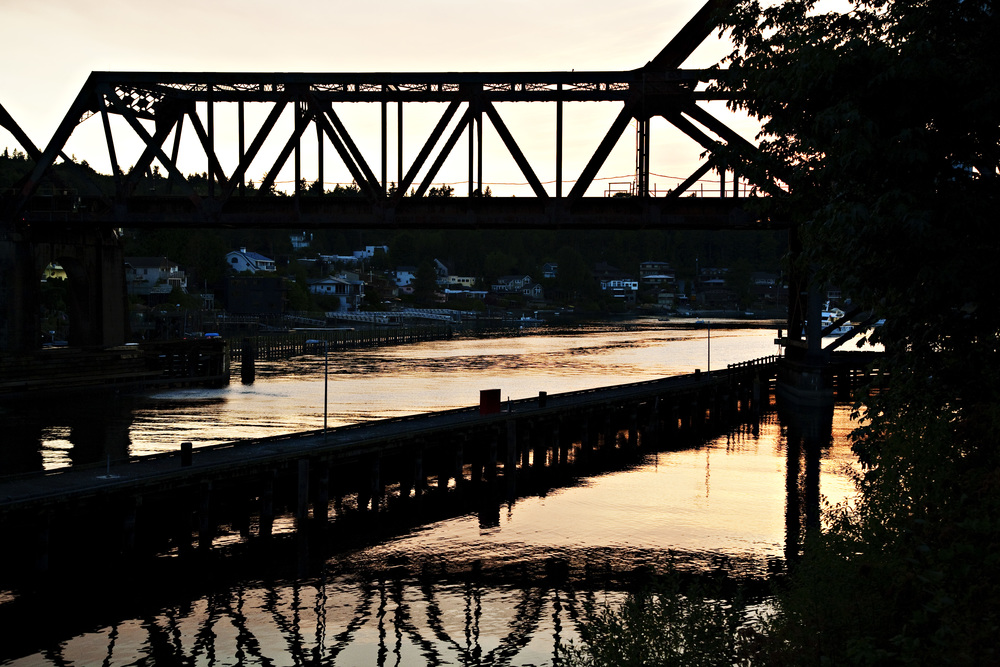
[260,470,275,538]
[296,458,310,524]
[198,480,213,551]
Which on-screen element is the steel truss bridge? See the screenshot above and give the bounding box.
[1,0,778,231]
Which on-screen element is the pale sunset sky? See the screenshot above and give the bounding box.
[1,0,751,196]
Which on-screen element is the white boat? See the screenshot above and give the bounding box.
[821,305,853,337]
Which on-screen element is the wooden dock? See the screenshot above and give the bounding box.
[0,351,886,584]
[0,358,778,579]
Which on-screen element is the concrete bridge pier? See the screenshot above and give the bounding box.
[1,225,129,352]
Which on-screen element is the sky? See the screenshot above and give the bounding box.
[1,0,754,196]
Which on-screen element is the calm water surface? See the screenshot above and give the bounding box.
[2,320,868,666]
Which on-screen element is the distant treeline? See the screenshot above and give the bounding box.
[2,149,790,298]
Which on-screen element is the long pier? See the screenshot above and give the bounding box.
[0,352,886,585]
[0,359,775,579]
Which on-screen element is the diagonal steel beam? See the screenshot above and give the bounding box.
[258,109,312,196]
[221,94,291,202]
[567,103,636,201]
[185,111,230,190]
[665,158,716,199]
[676,101,783,195]
[0,100,42,160]
[414,106,475,197]
[315,99,382,197]
[482,101,548,199]
[646,0,732,70]
[17,74,103,203]
[108,88,189,199]
[393,100,462,204]
[104,91,200,203]
[312,102,379,199]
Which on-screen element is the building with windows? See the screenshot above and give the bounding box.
[226,247,276,274]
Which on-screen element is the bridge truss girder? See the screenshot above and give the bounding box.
[5,0,780,230]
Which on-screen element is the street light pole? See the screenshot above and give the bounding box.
[707,320,711,377]
[324,339,329,434]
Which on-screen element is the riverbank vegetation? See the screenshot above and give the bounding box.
[565,0,1000,664]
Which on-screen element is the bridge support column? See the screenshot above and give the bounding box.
[315,462,330,523]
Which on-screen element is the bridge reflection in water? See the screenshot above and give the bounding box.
[0,399,854,666]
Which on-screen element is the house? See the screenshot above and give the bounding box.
[394,266,417,288]
[542,263,558,279]
[593,262,638,301]
[444,275,478,288]
[522,283,545,300]
[290,232,312,250]
[639,261,673,279]
[491,275,533,293]
[353,245,388,260]
[226,247,276,274]
[125,256,188,296]
[307,275,365,311]
[640,261,675,286]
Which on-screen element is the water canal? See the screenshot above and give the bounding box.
[0,319,871,665]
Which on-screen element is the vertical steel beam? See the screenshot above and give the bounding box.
[468,105,475,197]
[556,87,563,199]
[238,100,245,196]
[294,100,302,196]
[477,107,483,195]
[316,120,324,194]
[207,85,215,197]
[381,96,388,196]
[397,101,403,188]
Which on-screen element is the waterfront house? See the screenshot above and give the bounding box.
[226,247,277,274]
[492,275,533,293]
[307,275,365,311]
[125,256,188,296]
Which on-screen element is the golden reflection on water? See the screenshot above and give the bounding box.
[124,324,784,457]
[353,406,860,577]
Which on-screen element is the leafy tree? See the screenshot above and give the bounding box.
[714,0,1000,662]
[412,260,439,303]
[427,184,454,197]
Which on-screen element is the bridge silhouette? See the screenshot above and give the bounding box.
[1,0,774,232]
[2,0,849,366]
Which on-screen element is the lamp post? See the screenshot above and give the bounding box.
[324,339,329,434]
[707,320,711,377]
